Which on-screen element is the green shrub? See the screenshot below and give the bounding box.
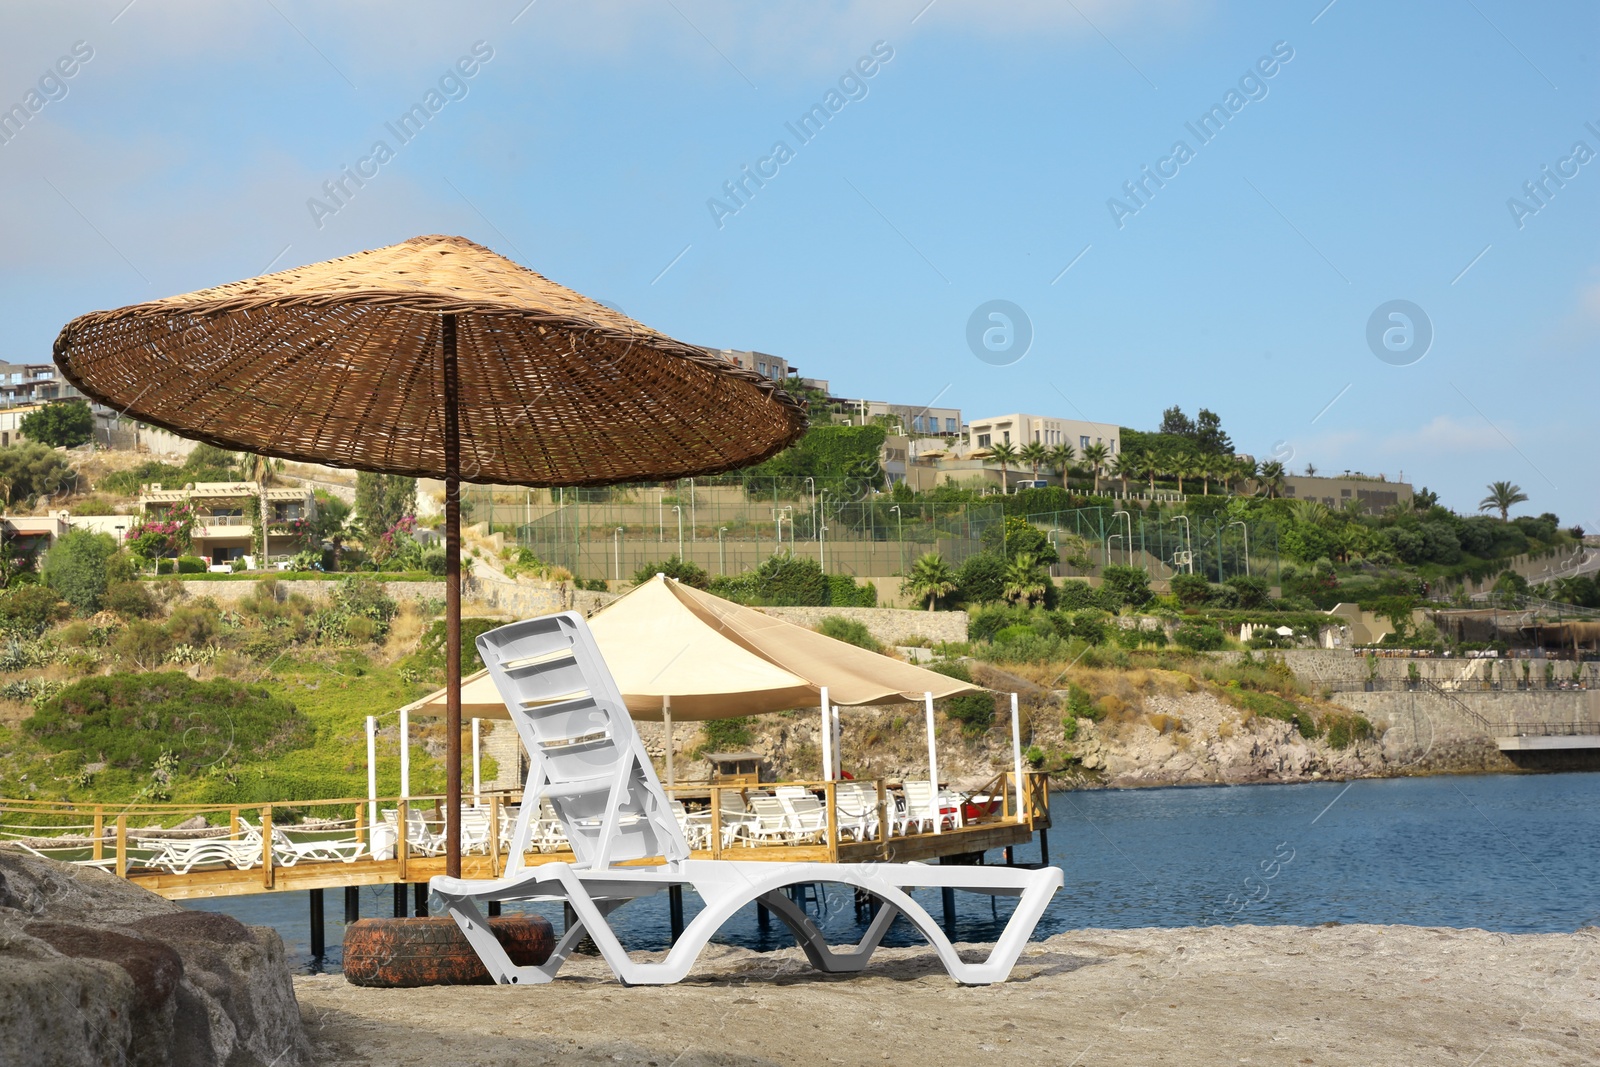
[633,556,709,590]
[19,399,93,447]
[826,573,877,607]
[1055,581,1107,610]
[969,604,1028,642]
[927,659,997,734]
[1173,621,1226,651]
[955,551,1008,606]
[102,580,155,619]
[1067,683,1102,721]
[696,717,753,756]
[1324,712,1373,749]
[41,530,120,614]
[1231,690,1320,739]
[815,616,881,652]
[176,556,206,575]
[1100,565,1153,608]
[316,576,398,643]
[27,672,312,775]
[1061,716,1079,741]
[0,584,65,635]
[0,443,77,504]
[114,621,172,667]
[1170,573,1212,606]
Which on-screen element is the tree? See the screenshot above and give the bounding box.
[1232,457,1258,495]
[633,555,709,589]
[987,441,1019,492]
[0,443,77,505]
[1194,408,1233,455]
[1019,441,1048,484]
[1256,461,1287,498]
[20,400,94,448]
[1479,481,1528,522]
[903,551,958,610]
[1134,448,1159,492]
[354,473,417,538]
[982,516,1058,564]
[1081,443,1110,494]
[1159,405,1196,437]
[1100,564,1153,608]
[1413,487,1440,511]
[41,529,119,614]
[1046,443,1075,482]
[1109,450,1136,494]
[1170,450,1197,495]
[1002,552,1049,607]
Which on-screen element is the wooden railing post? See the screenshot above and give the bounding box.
[709,786,723,860]
[92,807,104,862]
[824,780,838,859]
[397,799,409,881]
[114,814,127,878]
[260,806,274,889]
[229,807,239,838]
[354,802,366,848]
[876,778,890,860]
[489,793,502,875]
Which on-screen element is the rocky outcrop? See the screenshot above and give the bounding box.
[0,850,309,1067]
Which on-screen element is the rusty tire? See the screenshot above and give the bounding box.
[342,915,554,987]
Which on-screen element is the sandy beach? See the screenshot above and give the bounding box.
[293,923,1597,1066]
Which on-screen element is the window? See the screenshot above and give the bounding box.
[1080,436,1089,450]
[945,418,956,433]
[977,433,991,448]
[756,361,766,375]
[1002,431,1010,444]
[1340,488,1351,497]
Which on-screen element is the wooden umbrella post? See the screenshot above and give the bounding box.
[443,312,463,879]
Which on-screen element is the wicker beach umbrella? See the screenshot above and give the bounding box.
[53,234,808,875]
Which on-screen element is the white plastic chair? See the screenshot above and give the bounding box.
[833,782,879,841]
[744,795,800,845]
[430,612,1061,987]
[778,792,829,844]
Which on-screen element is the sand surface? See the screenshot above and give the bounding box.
[294,924,1597,1066]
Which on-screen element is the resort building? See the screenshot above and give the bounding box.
[0,362,84,410]
[965,412,1121,456]
[718,349,796,383]
[139,481,317,564]
[1280,473,1414,513]
[827,398,963,438]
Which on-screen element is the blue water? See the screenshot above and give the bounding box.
[188,772,1600,973]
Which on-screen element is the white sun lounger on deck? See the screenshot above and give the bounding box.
[430,612,1061,986]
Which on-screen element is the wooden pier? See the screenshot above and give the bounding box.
[0,773,1053,903]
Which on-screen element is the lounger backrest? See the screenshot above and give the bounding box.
[476,612,688,870]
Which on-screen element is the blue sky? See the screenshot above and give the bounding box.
[2,1,1595,522]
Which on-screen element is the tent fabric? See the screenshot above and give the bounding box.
[404,575,982,721]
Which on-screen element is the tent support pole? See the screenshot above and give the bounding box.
[399,707,410,799]
[443,312,463,879]
[1010,693,1025,825]
[365,715,377,835]
[663,697,674,787]
[472,717,481,806]
[925,691,940,834]
[820,686,832,782]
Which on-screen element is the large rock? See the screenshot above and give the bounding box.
[0,850,310,1067]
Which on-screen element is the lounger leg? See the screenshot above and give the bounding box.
[756,889,900,974]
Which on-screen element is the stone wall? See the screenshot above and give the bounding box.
[175,578,447,603]
[465,574,615,618]
[758,605,968,645]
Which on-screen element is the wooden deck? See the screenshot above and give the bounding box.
[0,773,1052,902]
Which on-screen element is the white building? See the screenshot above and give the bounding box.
[965,413,1121,456]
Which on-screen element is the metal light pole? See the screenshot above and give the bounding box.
[613,526,622,581]
[1175,515,1193,573]
[673,505,683,558]
[820,521,828,572]
[817,489,829,563]
[718,526,727,575]
[1112,510,1132,567]
[779,506,793,554]
[1228,521,1251,576]
[890,504,903,574]
[805,476,817,545]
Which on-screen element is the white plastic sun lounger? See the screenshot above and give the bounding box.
[429,612,1061,986]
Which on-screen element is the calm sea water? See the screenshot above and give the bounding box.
[188,771,1600,974]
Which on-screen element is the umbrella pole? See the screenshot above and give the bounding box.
[663,696,674,787]
[443,313,463,879]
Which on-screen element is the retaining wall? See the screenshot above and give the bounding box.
[175,579,447,603]
[758,605,968,645]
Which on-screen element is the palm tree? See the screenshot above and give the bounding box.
[1081,443,1110,494]
[1002,552,1048,607]
[1135,449,1159,493]
[1170,451,1197,495]
[1256,461,1287,498]
[1019,441,1048,484]
[1046,443,1075,484]
[1109,450,1136,495]
[1288,499,1328,528]
[1479,481,1528,521]
[988,440,1020,492]
[904,551,958,611]
[1232,458,1259,496]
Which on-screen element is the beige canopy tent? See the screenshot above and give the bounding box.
[403,575,989,789]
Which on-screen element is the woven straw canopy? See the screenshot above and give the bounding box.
[53,235,807,486]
